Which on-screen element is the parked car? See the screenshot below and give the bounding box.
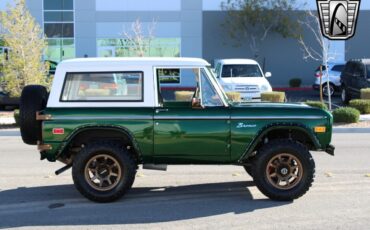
[312,62,345,97]
[340,59,370,104]
[214,59,272,101]
[19,57,334,203]
[0,92,19,110]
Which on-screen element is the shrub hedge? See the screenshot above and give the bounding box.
[261,92,286,103]
[226,92,241,102]
[175,91,194,101]
[305,101,328,110]
[332,107,360,123]
[289,78,302,88]
[361,88,370,99]
[349,99,370,114]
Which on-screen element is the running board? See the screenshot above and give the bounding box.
[143,164,167,171]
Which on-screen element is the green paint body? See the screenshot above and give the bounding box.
[41,102,333,164]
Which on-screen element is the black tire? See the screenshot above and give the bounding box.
[341,86,350,105]
[19,85,48,145]
[322,83,335,97]
[72,142,137,203]
[252,139,315,201]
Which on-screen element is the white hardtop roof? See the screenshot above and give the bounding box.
[59,57,210,69]
[217,59,259,65]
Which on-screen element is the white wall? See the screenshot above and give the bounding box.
[96,0,181,11]
[96,22,181,38]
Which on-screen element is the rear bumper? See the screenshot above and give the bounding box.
[325,144,335,156]
[312,84,320,91]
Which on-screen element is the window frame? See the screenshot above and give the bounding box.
[59,71,145,102]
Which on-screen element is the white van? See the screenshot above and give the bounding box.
[214,59,272,101]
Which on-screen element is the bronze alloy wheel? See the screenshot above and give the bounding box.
[265,153,303,190]
[84,154,122,191]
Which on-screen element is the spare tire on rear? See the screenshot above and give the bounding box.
[20,85,48,145]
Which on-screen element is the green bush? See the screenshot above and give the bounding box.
[349,99,370,114]
[305,101,328,110]
[332,107,360,123]
[261,92,286,103]
[226,91,241,102]
[289,78,302,88]
[13,109,20,126]
[361,88,370,99]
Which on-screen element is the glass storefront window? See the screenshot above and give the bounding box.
[45,39,75,62]
[44,11,73,22]
[97,38,181,58]
[44,23,74,38]
[44,0,73,10]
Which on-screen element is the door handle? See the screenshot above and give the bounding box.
[155,108,169,113]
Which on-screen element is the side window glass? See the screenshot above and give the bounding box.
[200,70,223,107]
[353,64,365,77]
[157,68,198,102]
[61,72,143,101]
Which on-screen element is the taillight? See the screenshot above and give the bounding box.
[315,73,322,78]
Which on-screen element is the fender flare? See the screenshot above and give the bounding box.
[238,122,321,162]
[55,125,143,161]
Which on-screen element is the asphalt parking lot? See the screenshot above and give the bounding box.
[0,131,369,229]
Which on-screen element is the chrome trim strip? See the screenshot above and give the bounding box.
[231,116,326,120]
[155,116,230,120]
[52,115,153,120]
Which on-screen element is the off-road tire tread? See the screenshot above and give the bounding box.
[72,141,137,203]
[252,139,315,201]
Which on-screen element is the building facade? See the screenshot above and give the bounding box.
[1,0,368,86]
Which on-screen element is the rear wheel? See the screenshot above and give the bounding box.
[72,142,137,202]
[252,139,315,201]
[19,85,48,145]
[322,83,335,97]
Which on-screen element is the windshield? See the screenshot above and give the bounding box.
[221,64,263,78]
[205,67,230,105]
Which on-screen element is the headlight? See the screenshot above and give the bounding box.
[260,85,270,92]
[222,85,233,91]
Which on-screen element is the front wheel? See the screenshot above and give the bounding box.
[252,139,315,201]
[72,142,137,202]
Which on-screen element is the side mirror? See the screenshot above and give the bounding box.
[265,72,272,78]
[191,97,203,109]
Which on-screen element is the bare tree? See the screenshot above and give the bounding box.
[122,19,156,57]
[298,10,339,110]
[221,0,303,58]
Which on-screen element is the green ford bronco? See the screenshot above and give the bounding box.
[19,57,334,202]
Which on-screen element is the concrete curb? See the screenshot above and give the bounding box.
[333,127,370,133]
[0,130,20,136]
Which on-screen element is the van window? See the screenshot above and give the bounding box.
[61,72,143,102]
[367,65,370,79]
[221,64,263,78]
